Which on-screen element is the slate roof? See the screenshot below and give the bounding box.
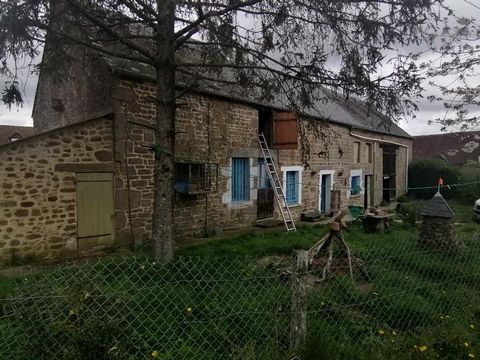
[0,125,34,146]
[413,131,480,165]
[420,192,455,219]
[105,56,412,139]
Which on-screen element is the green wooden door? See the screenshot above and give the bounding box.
[76,172,115,250]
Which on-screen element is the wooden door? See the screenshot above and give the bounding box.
[320,174,332,214]
[257,160,274,219]
[364,175,374,209]
[76,172,115,250]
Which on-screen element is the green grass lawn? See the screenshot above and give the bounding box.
[1,214,480,359]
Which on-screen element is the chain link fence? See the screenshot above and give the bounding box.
[1,228,480,359]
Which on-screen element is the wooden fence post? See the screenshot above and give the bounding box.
[291,249,308,354]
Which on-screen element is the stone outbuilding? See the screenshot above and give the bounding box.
[419,192,458,250]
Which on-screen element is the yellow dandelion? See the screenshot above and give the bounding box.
[151,350,159,358]
[186,307,192,313]
[69,308,76,316]
[470,324,476,330]
[418,345,427,352]
[392,330,398,336]
[140,265,145,271]
[469,354,475,359]
[465,342,470,348]
[378,329,385,335]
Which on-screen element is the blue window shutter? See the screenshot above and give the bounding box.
[286,171,298,205]
[351,175,361,195]
[232,158,250,201]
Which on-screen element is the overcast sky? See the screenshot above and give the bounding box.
[0,0,479,136]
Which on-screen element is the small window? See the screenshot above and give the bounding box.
[232,157,250,202]
[366,143,373,164]
[175,162,218,195]
[350,175,361,196]
[353,142,361,163]
[258,159,271,189]
[285,171,299,205]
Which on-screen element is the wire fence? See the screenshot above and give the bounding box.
[1,228,480,359]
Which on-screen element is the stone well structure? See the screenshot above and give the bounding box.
[418,192,459,250]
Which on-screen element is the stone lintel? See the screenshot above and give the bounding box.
[55,163,117,173]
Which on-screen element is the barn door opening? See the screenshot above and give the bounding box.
[381,144,397,203]
[76,172,115,250]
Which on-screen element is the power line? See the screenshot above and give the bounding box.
[464,0,480,11]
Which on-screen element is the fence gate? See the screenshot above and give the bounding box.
[76,172,115,250]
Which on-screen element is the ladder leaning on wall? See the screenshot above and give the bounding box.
[257,133,297,232]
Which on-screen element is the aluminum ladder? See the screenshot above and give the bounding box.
[258,133,296,232]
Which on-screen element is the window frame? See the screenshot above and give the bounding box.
[353,141,361,163]
[366,143,373,164]
[175,162,218,195]
[231,157,251,202]
[349,169,363,198]
[281,165,303,206]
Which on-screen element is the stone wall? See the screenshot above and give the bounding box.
[113,122,156,245]
[0,118,115,261]
[112,77,411,243]
[112,79,260,239]
[22,70,412,258]
[33,48,114,134]
[419,216,459,250]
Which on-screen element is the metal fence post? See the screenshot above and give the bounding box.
[291,249,308,354]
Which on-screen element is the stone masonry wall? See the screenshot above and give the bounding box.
[113,77,411,244]
[113,78,259,240]
[274,121,411,220]
[33,48,114,134]
[0,118,114,262]
[113,122,156,245]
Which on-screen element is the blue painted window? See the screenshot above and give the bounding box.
[285,171,299,205]
[350,175,361,195]
[232,158,250,201]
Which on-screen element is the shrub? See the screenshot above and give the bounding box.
[457,163,480,204]
[408,160,460,200]
[395,202,422,227]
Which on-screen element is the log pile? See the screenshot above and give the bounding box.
[308,211,369,283]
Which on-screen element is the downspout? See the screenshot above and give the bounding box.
[350,131,410,195]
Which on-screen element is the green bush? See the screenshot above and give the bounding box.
[457,163,480,204]
[408,159,460,200]
[396,202,422,227]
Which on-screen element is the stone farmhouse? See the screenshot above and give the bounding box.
[0,48,412,261]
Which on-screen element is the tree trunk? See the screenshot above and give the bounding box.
[152,0,176,261]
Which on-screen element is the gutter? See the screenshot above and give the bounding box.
[350,132,410,195]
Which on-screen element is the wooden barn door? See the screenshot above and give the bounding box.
[257,159,274,219]
[76,173,115,250]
